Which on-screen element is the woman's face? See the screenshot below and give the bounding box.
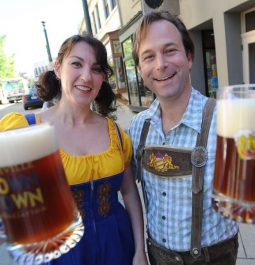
[55,41,106,107]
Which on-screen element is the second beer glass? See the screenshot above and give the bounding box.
[212,84,255,223]
[0,123,84,264]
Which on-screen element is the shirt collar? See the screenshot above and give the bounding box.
[181,88,204,133]
[147,98,161,125]
[146,88,204,133]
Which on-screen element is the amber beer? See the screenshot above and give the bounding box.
[213,89,255,223]
[0,124,83,263]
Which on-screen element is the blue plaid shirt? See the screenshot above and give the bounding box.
[128,88,239,251]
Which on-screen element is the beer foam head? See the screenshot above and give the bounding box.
[217,98,255,138]
[0,123,58,167]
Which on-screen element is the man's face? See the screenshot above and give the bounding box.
[138,20,192,102]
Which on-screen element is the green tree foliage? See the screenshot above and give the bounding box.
[122,37,135,68]
[0,35,16,78]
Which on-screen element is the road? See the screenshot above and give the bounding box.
[0,102,41,119]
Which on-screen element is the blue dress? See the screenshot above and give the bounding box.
[45,173,135,265]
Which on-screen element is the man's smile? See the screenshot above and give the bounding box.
[153,72,176,81]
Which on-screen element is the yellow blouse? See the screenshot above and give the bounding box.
[0,112,133,185]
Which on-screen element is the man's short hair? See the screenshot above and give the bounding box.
[132,11,195,66]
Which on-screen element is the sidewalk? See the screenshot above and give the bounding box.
[0,100,255,264]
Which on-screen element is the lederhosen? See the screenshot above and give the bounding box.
[136,98,238,264]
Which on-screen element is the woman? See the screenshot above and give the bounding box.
[0,34,148,265]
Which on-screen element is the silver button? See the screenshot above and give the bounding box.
[191,146,208,167]
[192,248,199,255]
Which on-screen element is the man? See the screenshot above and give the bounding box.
[128,11,239,265]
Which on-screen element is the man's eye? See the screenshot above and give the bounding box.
[165,49,175,54]
[143,55,154,61]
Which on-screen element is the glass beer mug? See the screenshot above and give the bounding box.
[0,123,84,264]
[212,84,255,223]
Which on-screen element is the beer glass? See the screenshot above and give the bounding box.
[212,84,255,223]
[0,124,84,264]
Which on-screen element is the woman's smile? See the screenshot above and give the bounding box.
[75,85,93,93]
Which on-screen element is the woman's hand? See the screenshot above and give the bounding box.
[133,250,149,265]
[121,166,148,265]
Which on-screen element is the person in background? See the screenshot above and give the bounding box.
[128,11,239,265]
[0,34,148,265]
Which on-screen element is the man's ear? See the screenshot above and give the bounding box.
[185,53,193,72]
[137,65,142,76]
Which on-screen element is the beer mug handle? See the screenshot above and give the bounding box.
[0,218,7,241]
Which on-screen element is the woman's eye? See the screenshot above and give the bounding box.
[72,61,82,67]
[92,66,103,73]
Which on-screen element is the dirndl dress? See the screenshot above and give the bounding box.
[45,172,134,265]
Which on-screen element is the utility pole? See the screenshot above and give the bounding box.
[81,0,93,35]
[41,21,53,63]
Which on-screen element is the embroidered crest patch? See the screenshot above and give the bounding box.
[148,152,180,173]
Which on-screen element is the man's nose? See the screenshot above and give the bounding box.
[156,54,167,70]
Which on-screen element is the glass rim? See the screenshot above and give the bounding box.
[0,122,52,137]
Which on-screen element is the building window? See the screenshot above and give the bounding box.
[92,11,98,34]
[34,68,38,77]
[95,4,101,29]
[245,10,255,32]
[249,42,255,83]
[122,37,154,109]
[202,30,217,97]
[103,0,109,19]
[123,37,139,107]
[241,8,255,83]
[110,0,116,9]
[114,57,126,89]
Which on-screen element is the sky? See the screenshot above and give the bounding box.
[0,0,84,76]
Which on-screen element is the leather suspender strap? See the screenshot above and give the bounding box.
[136,118,151,213]
[136,119,151,182]
[190,98,216,258]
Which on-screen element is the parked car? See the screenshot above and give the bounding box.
[22,87,43,110]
